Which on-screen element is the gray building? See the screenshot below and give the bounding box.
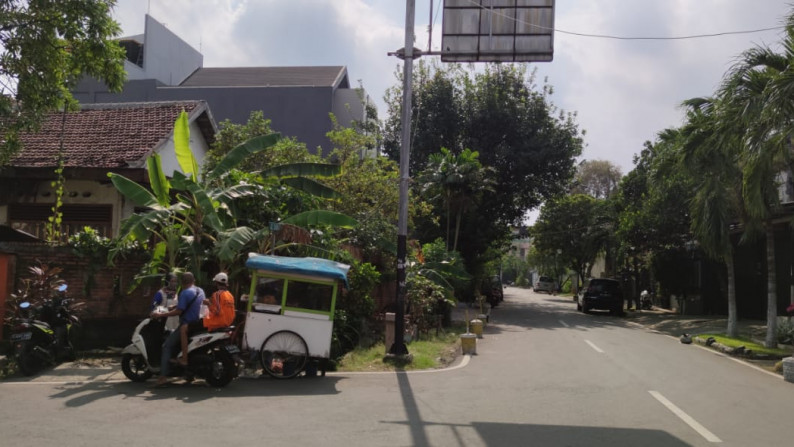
[73,15,373,155]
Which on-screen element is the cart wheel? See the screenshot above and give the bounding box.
[260,331,308,379]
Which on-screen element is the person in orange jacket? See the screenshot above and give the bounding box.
[178,272,235,366]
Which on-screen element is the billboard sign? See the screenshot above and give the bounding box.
[441,0,555,63]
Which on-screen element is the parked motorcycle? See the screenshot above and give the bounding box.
[10,284,80,376]
[121,308,241,387]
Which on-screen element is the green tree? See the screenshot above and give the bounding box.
[532,194,612,289]
[615,130,694,290]
[418,147,494,253]
[385,62,583,285]
[202,110,321,176]
[678,97,743,337]
[715,12,794,347]
[0,0,126,165]
[571,160,622,199]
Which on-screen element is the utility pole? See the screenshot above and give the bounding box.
[389,0,416,356]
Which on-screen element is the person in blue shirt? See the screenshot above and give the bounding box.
[150,272,204,387]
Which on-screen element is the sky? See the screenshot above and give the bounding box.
[111,0,792,176]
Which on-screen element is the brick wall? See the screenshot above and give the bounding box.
[0,242,152,320]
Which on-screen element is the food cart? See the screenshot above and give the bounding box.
[242,253,349,379]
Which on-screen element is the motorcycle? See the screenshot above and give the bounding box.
[10,284,80,376]
[121,308,241,387]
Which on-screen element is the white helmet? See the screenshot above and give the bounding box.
[213,272,229,284]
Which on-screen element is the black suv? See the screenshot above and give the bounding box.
[577,278,623,315]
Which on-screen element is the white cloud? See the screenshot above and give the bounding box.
[111,0,793,175]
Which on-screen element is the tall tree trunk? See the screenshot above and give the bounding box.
[445,193,451,251]
[452,209,461,253]
[765,224,778,348]
[725,251,738,338]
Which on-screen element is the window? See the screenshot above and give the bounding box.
[8,203,113,239]
[284,281,334,312]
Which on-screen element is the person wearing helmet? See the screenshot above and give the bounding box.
[178,272,235,366]
[150,272,179,331]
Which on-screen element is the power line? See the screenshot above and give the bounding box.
[458,0,786,41]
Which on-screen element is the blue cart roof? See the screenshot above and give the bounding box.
[246,254,350,287]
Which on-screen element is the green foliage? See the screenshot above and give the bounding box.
[44,156,65,244]
[405,274,450,338]
[68,227,113,298]
[0,0,126,165]
[385,61,583,287]
[331,261,380,358]
[532,194,613,288]
[502,255,532,287]
[202,110,321,176]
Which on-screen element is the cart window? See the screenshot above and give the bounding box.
[284,281,334,312]
[255,279,284,305]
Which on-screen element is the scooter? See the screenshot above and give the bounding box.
[10,284,79,376]
[121,308,241,387]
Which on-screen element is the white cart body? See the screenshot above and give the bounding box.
[242,254,349,359]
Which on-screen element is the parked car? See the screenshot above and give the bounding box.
[577,278,623,315]
[534,276,557,294]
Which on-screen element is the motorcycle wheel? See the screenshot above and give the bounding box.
[205,349,236,388]
[16,346,41,377]
[121,353,153,382]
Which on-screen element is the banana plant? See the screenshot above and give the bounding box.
[108,110,357,286]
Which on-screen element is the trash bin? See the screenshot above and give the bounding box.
[471,319,483,338]
[460,333,476,355]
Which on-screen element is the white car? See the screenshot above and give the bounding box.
[534,276,557,294]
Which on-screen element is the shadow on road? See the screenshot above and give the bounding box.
[47,375,344,407]
[391,368,692,446]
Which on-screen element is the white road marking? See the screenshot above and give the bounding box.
[649,390,722,443]
[558,320,569,328]
[584,340,604,353]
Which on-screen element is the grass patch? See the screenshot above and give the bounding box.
[699,334,793,357]
[336,322,467,372]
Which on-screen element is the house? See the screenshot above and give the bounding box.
[73,14,374,156]
[0,100,216,338]
[0,100,216,239]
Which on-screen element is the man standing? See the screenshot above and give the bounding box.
[151,272,204,387]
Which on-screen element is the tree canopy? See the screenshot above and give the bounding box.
[0,0,126,165]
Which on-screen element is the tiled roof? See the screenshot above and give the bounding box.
[11,101,210,169]
[180,66,349,88]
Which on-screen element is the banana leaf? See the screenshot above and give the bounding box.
[147,154,170,206]
[215,226,259,264]
[117,209,170,241]
[208,133,281,180]
[108,173,160,208]
[171,171,224,232]
[173,111,199,181]
[280,177,340,199]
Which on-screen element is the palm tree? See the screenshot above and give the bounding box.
[419,147,494,252]
[679,97,744,337]
[715,12,794,347]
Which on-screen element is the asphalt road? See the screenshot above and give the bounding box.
[1,287,792,447]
